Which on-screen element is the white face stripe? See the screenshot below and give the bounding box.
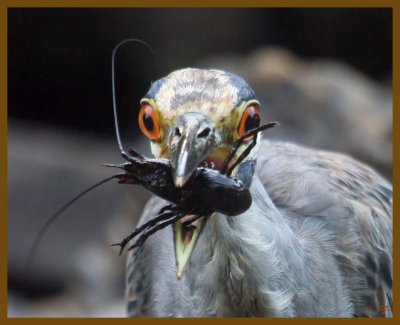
[144,68,259,159]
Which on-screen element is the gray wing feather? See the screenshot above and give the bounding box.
[125,140,392,317]
[125,196,167,317]
[256,140,392,317]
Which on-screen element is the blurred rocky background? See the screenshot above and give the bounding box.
[8,8,392,317]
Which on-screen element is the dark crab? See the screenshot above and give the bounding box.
[108,122,278,255]
[27,39,278,271]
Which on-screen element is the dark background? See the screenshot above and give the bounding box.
[8,8,392,317]
[9,8,392,134]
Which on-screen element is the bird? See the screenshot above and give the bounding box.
[124,68,392,317]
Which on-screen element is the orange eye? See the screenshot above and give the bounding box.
[237,105,261,141]
[138,104,161,141]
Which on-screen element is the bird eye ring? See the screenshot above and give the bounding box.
[237,104,261,141]
[138,104,161,141]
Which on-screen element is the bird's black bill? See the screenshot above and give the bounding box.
[169,112,216,188]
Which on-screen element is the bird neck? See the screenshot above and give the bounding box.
[194,176,303,316]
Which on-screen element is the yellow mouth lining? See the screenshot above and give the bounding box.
[174,216,204,279]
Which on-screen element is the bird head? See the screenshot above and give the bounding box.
[138,68,261,277]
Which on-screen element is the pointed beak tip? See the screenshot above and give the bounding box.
[173,176,186,188]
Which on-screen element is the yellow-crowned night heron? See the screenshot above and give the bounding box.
[125,68,392,317]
